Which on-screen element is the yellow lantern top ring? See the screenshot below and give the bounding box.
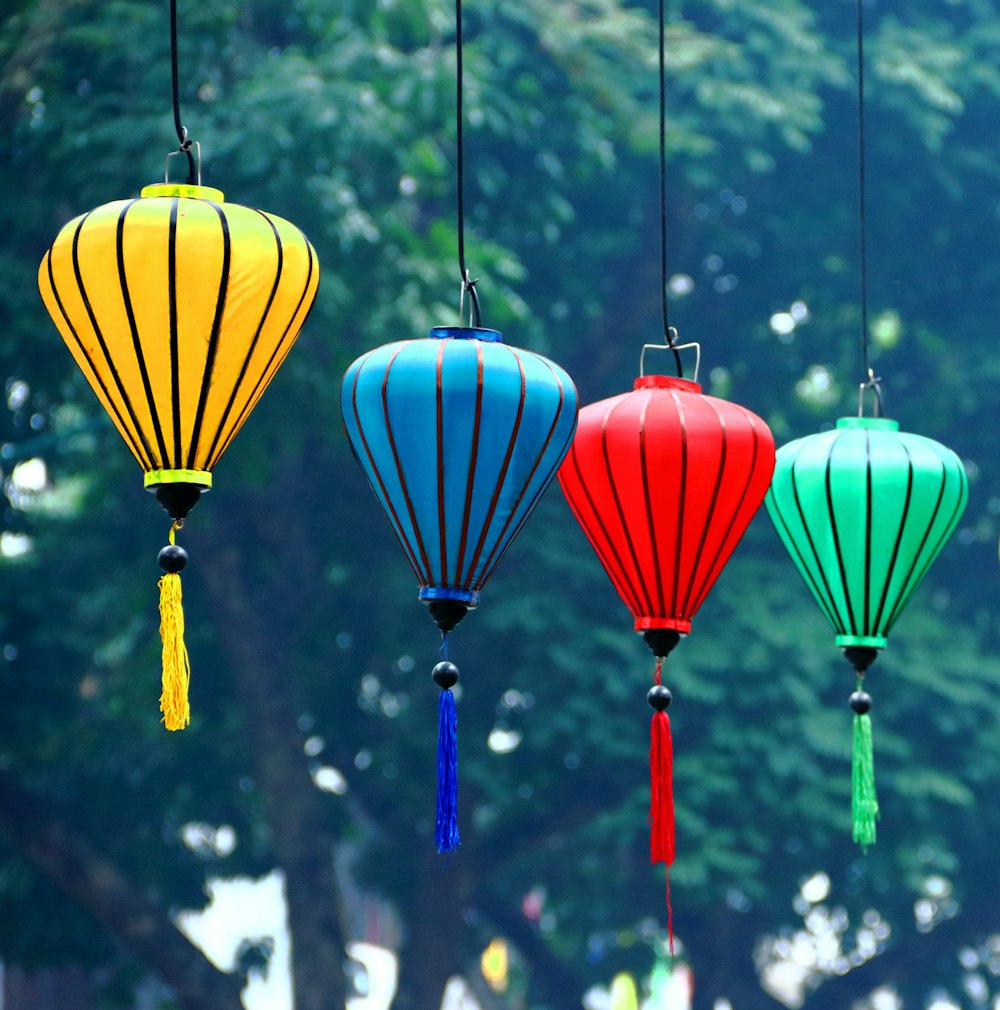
[140,183,225,202]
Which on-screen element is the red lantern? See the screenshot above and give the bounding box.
[559,370,775,933]
[559,373,775,640]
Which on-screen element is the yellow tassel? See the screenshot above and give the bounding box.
[158,571,191,730]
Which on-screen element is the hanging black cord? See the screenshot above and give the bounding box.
[659,0,683,377]
[455,0,482,328]
[170,0,197,184]
[855,0,882,414]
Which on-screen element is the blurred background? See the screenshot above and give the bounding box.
[1,0,998,1007]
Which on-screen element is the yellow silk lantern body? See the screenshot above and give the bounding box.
[38,183,319,510]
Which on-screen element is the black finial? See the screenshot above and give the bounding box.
[150,482,205,520]
[427,599,469,634]
[643,628,681,659]
[844,645,879,674]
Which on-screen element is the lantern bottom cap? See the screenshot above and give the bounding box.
[419,586,480,608]
[836,634,887,649]
[634,617,691,635]
[144,470,212,521]
[144,469,213,490]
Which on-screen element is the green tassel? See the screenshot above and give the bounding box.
[851,710,879,848]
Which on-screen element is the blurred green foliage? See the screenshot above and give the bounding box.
[1,0,998,1008]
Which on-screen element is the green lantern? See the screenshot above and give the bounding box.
[765,415,968,846]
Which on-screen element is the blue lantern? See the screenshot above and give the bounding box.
[341,325,578,849]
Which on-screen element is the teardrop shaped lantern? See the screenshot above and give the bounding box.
[341,325,578,848]
[763,0,969,850]
[339,0,579,852]
[559,359,775,930]
[765,415,967,844]
[39,180,319,728]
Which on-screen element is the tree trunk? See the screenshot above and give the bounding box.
[202,543,348,1010]
[0,771,245,1010]
[392,844,473,1010]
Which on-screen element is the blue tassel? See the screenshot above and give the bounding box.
[436,688,460,852]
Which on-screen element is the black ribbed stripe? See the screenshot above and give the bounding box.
[686,410,767,614]
[788,446,842,629]
[863,430,873,634]
[476,353,569,589]
[679,397,728,616]
[347,351,423,581]
[638,395,666,615]
[870,442,914,634]
[435,340,451,585]
[381,346,433,584]
[473,355,574,590]
[212,232,316,466]
[603,396,655,616]
[669,390,688,617]
[45,243,151,469]
[70,212,157,469]
[559,439,643,614]
[204,209,284,468]
[884,454,957,631]
[824,431,857,634]
[168,199,183,466]
[461,344,524,586]
[186,203,231,469]
[117,200,169,466]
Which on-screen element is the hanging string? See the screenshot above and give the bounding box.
[658,0,683,378]
[455,0,482,328]
[855,0,883,414]
[170,0,197,184]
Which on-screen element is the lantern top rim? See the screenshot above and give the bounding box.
[633,374,701,395]
[140,183,225,203]
[428,326,503,344]
[835,416,899,432]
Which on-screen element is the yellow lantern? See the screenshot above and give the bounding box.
[38,181,319,728]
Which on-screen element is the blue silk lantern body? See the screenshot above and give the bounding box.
[341,327,578,611]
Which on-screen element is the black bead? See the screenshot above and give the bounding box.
[647,684,672,711]
[432,661,459,690]
[158,544,188,574]
[849,690,872,715]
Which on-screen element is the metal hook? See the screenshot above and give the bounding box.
[458,270,481,328]
[641,340,701,382]
[165,140,201,186]
[857,368,884,418]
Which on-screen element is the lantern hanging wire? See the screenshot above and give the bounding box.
[657,0,683,378]
[170,0,197,184]
[854,0,883,417]
[454,0,482,328]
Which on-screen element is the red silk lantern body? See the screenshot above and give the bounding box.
[558,375,776,635]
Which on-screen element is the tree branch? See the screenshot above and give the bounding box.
[0,769,245,1010]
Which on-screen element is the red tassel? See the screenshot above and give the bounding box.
[649,708,675,864]
[649,655,675,953]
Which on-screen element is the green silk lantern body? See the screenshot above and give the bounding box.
[765,416,968,648]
